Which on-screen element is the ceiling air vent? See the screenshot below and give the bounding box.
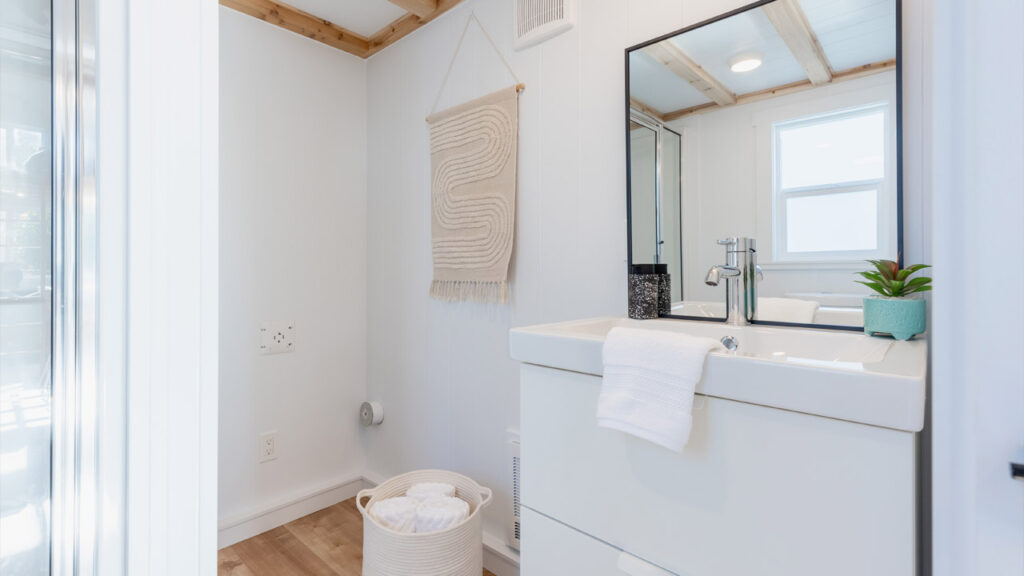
[514,0,575,50]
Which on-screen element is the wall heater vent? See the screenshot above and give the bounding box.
[507,429,522,550]
[514,0,575,50]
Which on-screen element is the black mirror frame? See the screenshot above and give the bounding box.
[624,0,903,331]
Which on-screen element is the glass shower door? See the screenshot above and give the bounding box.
[0,1,53,573]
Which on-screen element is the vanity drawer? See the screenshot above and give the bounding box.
[521,507,677,576]
[520,364,916,576]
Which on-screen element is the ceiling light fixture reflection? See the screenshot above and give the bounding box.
[729,53,763,73]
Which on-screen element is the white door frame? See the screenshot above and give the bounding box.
[929,0,1024,574]
[91,0,220,574]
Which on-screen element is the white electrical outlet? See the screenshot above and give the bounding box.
[259,431,277,463]
[259,322,295,354]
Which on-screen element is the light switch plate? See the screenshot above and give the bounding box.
[259,322,295,354]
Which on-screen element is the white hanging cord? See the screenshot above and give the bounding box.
[429,12,524,116]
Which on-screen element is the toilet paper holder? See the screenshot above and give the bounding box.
[360,401,384,426]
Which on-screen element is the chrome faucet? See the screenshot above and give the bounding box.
[705,237,763,325]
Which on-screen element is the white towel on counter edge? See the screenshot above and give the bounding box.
[757,297,820,324]
[406,482,456,502]
[414,496,470,534]
[598,327,721,452]
[368,496,419,533]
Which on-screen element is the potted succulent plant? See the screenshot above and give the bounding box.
[857,259,932,340]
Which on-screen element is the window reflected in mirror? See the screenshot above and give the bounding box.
[627,0,899,328]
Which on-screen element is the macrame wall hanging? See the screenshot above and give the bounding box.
[426,13,524,304]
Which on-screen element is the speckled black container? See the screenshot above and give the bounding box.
[628,264,660,319]
[656,265,671,317]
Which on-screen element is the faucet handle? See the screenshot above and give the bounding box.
[716,237,738,247]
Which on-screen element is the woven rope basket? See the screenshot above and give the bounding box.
[357,469,493,576]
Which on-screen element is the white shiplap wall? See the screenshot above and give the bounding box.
[364,0,682,551]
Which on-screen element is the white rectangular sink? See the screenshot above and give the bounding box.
[509,317,926,432]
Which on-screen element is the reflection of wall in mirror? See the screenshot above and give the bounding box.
[629,127,657,263]
[661,131,682,303]
[669,70,898,307]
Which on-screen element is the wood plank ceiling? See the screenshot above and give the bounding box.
[633,0,895,122]
[221,0,464,58]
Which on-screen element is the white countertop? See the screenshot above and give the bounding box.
[510,317,927,432]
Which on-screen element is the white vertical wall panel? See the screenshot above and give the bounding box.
[218,7,369,532]
[125,0,219,574]
[364,0,688,548]
[930,0,1024,574]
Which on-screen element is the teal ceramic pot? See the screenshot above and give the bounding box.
[863,297,927,341]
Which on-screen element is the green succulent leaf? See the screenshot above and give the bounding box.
[896,264,931,281]
[868,259,900,281]
[856,280,888,296]
[866,260,886,278]
[859,260,932,297]
[857,271,889,285]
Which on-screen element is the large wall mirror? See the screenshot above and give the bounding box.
[626,0,900,329]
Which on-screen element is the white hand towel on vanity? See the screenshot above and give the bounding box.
[598,327,721,452]
[414,496,470,533]
[369,496,419,533]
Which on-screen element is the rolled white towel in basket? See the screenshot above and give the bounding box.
[405,482,456,502]
[369,496,419,533]
[414,496,470,533]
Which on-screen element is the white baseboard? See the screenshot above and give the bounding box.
[217,474,369,548]
[484,530,521,576]
[360,469,388,488]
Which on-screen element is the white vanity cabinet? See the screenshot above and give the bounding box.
[511,318,926,576]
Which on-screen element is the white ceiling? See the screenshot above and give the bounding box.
[801,0,897,71]
[286,0,407,37]
[630,51,710,113]
[629,0,897,116]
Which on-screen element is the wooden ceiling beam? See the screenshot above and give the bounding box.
[386,0,438,18]
[762,0,833,85]
[221,0,467,58]
[643,41,737,106]
[220,0,370,57]
[367,0,463,57]
[662,59,895,122]
[629,97,666,122]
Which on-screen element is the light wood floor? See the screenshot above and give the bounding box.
[218,497,497,576]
